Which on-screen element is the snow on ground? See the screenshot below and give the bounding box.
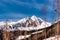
[44,35,60,40]
[16,35,31,40]
[31,30,43,34]
[16,30,43,40]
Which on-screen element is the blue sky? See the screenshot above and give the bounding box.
[0,0,56,22]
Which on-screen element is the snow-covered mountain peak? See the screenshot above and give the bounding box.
[0,15,52,31]
[17,18,26,23]
[11,16,51,28]
[31,15,38,21]
[31,15,37,19]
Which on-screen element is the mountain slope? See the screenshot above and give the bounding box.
[0,16,51,31]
